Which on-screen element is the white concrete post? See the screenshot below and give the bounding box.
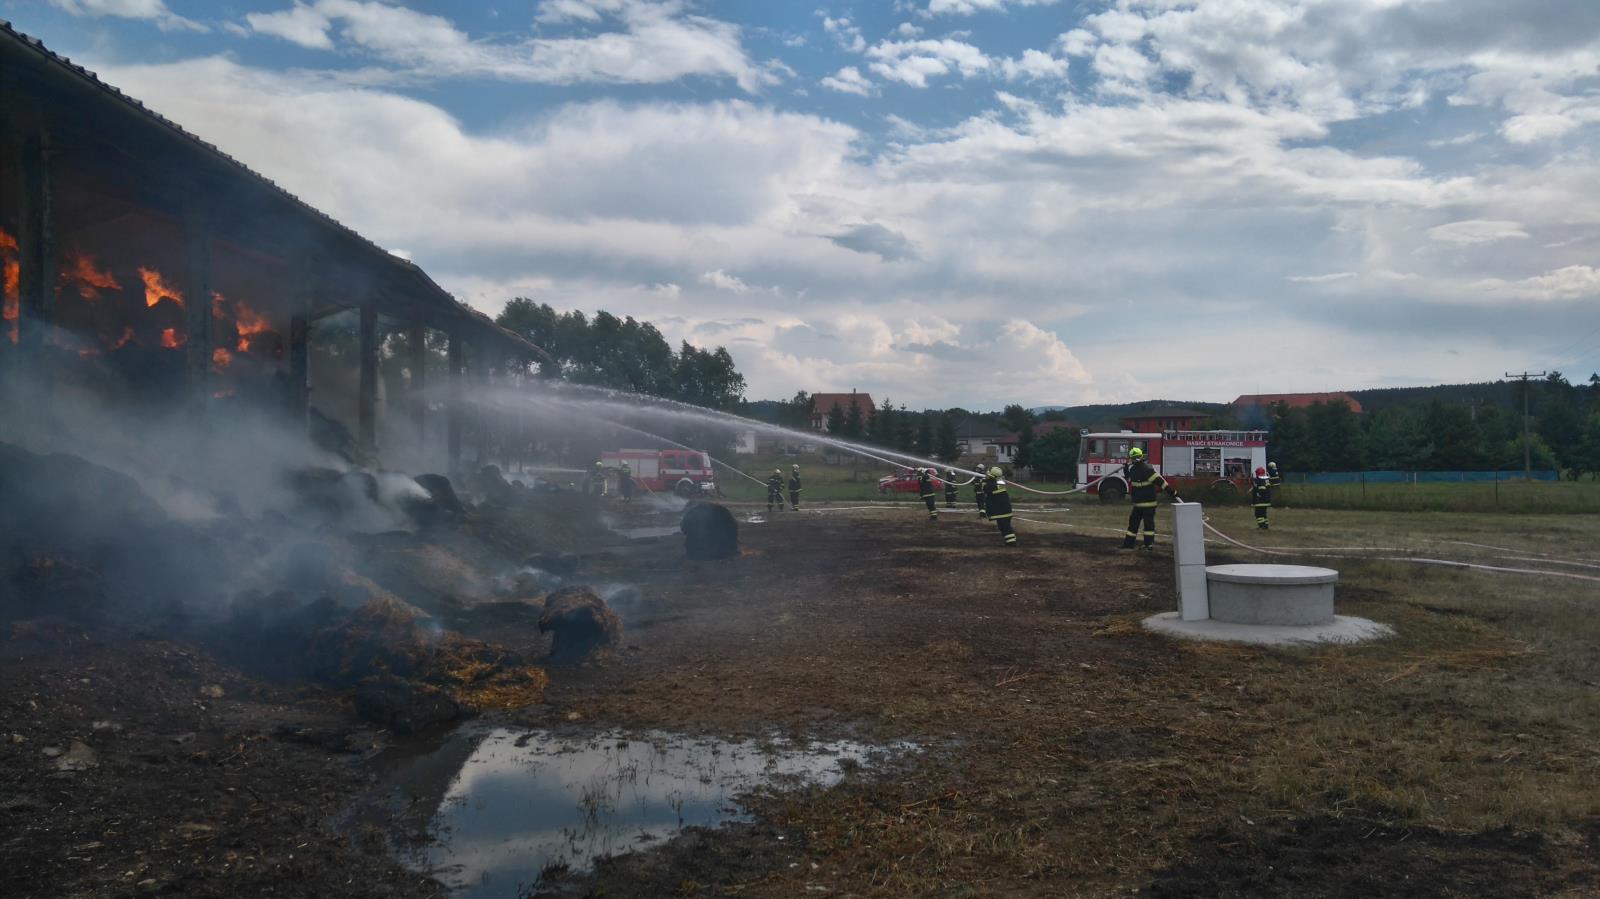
[1172,502,1209,621]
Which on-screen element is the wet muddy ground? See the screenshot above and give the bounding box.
[4,498,1598,897]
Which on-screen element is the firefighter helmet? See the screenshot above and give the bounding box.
[1256,467,1267,476]
[774,468,782,475]
[792,463,800,471]
[988,466,1002,478]
[1129,447,1145,460]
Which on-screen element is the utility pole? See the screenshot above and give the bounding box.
[1505,371,1546,480]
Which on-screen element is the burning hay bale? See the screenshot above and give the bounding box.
[681,502,738,561]
[539,586,622,663]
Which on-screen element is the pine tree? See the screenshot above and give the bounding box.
[935,412,960,461]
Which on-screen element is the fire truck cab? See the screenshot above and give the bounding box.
[1077,429,1268,503]
[602,449,718,498]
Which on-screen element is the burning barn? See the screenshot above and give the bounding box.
[0,20,546,469]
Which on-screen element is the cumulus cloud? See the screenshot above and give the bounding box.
[1426,220,1530,246]
[245,3,335,49]
[1475,265,1600,302]
[244,0,778,91]
[820,66,875,96]
[699,269,752,293]
[867,38,992,87]
[48,0,205,31]
[925,0,1062,15]
[818,14,866,53]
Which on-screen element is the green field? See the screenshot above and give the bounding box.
[711,455,1600,514]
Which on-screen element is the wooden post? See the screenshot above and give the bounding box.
[474,343,493,465]
[408,322,427,446]
[358,299,378,459]
[182,195,213,397]
[15,124,54,354]
[287,262,311,429]
[447,331,463,470]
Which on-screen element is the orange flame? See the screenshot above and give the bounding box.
[139,267,184,309]
[1,228,18,345]
[62,250,122,301]
[160,328,186,349]
[108,326,135,351]
[212,346,233,370]
[232,297,274,352]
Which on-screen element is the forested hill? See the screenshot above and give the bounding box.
[1351,381,1544,415]
[1036,400,1231,429]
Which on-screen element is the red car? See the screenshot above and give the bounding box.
[877,470,946,494]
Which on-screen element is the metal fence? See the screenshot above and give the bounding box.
[1281,469,1561,485]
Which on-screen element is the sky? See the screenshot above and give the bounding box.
[6,0,1600,408]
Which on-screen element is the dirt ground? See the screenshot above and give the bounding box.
[5,497,1600,898]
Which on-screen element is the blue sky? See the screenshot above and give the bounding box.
[7,0,1600,407]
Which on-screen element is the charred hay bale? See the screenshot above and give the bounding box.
[353,678,463,734]
[413,474,464,514]
[681,503,738,561]
[308,595,439,686]
[474,465,515,506]
[539,586,622,663]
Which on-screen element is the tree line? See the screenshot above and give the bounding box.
[1267,373,1600,477]
[494,298,746,411]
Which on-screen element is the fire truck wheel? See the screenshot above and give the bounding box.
[674,479,696,498]
[1211,479,1238,492]
[1098,480,1125,504]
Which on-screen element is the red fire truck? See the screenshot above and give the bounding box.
[1076,429,1268,503]
[601,448,718,498]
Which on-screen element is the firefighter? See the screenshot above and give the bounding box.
[975,466,990,519]
[1250,466,1273,529]
[1267,461,1282,487]
[618,465,635,503]
[944,469,959,508]
[1121,447,1177,550]
[587,459,606,497]
[766,468,785,513]
[984,466,1017,546]
[917,468,939,520]
[788,463,803,511]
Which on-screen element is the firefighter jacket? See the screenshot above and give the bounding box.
[917,471,936,498]
[788,473,802,494]
[974,475,989,512]
[944,479,959,501]
[1126,460,1171,508]
[984,478,1013,519]
[1250,476,1273,507]
[766,474,784,499]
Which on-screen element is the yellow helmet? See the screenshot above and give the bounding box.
[988,466,1002,478]
[774,468,782,475]
[1129,447,1145,460]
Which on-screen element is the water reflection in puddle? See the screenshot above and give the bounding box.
[366,728,899,897]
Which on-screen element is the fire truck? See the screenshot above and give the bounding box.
[1076,429,1268,503]
[601,448,718,498]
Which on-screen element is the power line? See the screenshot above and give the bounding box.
[1505,370,1546,479]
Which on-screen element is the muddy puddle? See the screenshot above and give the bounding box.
[351,727,903,897]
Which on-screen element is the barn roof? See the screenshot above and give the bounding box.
[0,18,547,362]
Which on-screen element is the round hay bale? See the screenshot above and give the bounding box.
[681,502,738,561]
[353,678,463,734]
[538,586,622,663]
